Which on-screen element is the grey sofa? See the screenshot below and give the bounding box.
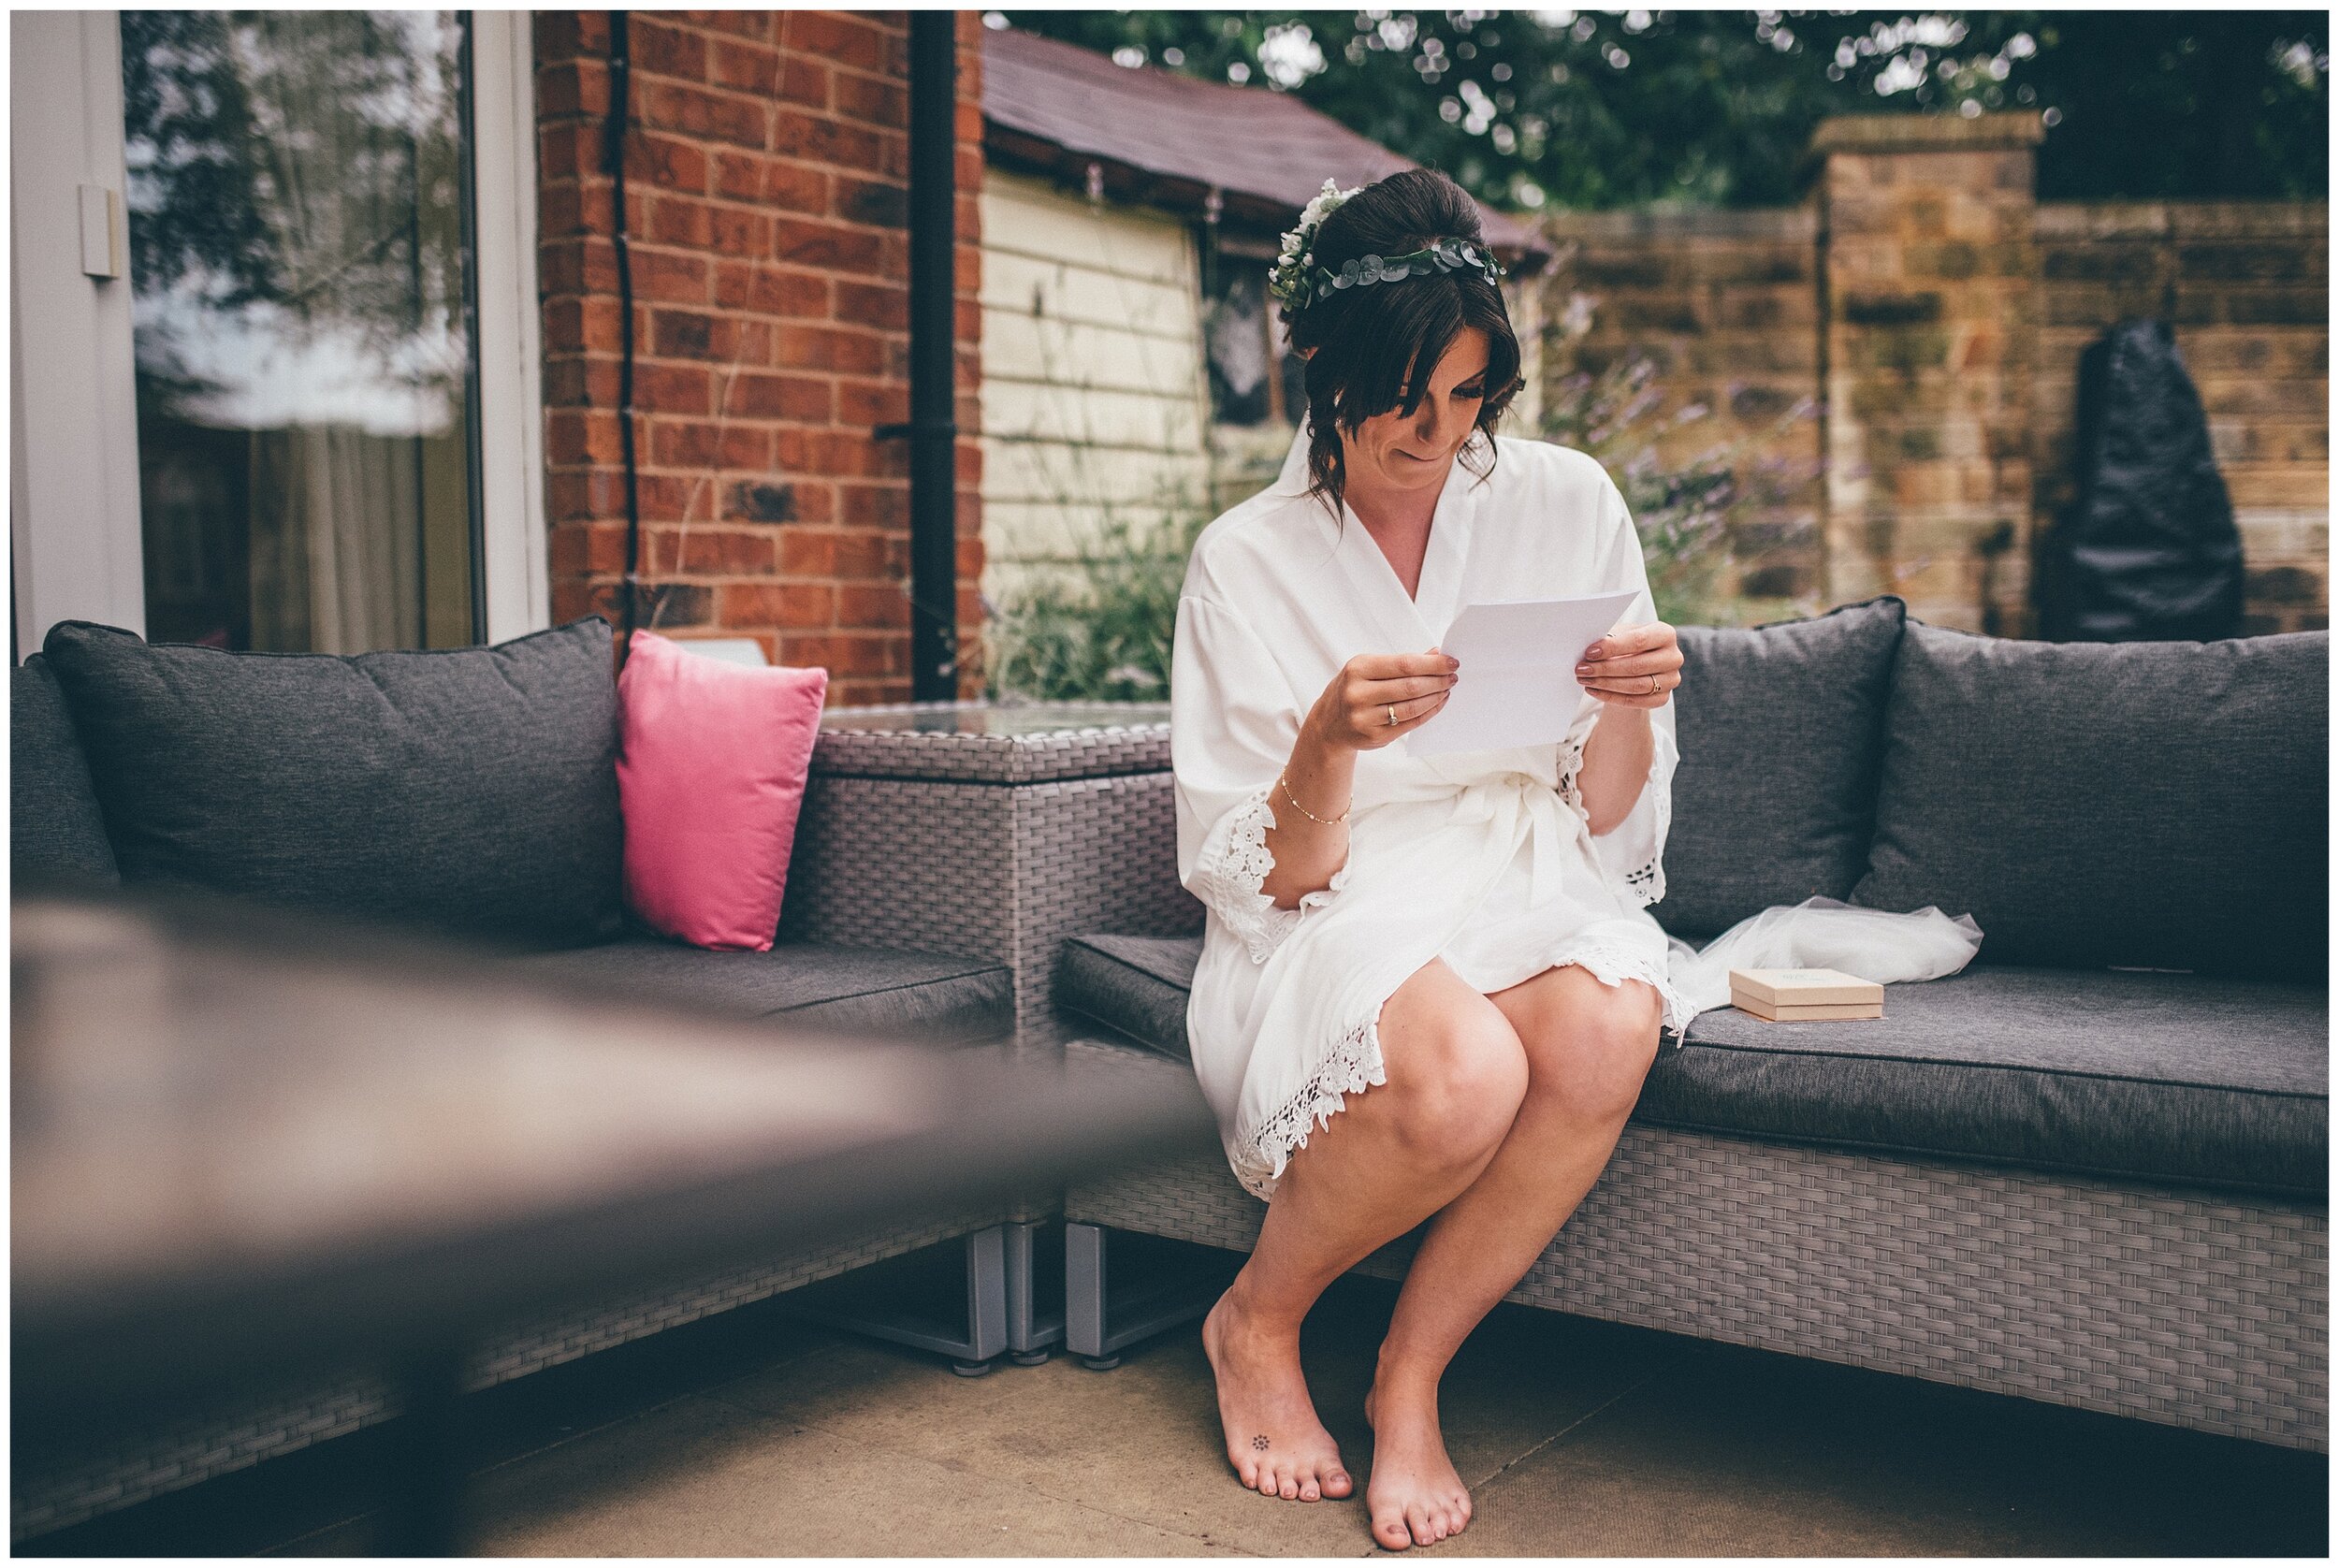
[1051,598,2331,1450]
[8,617,1021,1540]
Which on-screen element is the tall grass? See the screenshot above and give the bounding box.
[981,504,1205,703]
[1536,282,1824,629]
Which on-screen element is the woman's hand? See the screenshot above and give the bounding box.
[1307,647,1460,750]
[1574,621,1683,709]
[1258,648,1453,909]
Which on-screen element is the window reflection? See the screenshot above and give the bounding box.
[1203,257,1305,430]
[122,10,479,653]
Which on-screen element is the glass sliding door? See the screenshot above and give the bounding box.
[120,10,482,653]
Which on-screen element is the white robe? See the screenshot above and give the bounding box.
[1171,424,1693,1203]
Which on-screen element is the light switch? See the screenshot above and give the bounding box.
[78,183,119,279]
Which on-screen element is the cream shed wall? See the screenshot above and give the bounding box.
[978,169,1213,607]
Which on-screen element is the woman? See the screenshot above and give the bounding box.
[1170,168,1692,1551]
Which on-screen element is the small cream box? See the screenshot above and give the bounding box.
[1727,967,1885,1007]
[1728,966,1884,1022]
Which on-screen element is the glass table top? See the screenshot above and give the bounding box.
[819,702,1172,737]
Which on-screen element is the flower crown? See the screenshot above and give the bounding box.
[1268,177,1507,313]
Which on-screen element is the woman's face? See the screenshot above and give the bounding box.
[1340,327,1492,501]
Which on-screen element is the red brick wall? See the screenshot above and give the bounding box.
[536,10,985,701]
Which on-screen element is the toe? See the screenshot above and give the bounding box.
[1278,1474,1300,1501]
[1325,1467,1355,1499]
[1406,1503,1433,1547]
[1299,1475,1321,1503]
[1373,1512,1413,1550]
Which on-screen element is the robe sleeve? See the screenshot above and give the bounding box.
[1554,472,1678,910]
[1170,592,1352,965]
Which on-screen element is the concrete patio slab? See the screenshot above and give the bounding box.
[59,1253,2325,1558]
[1455,1330,2328,1558]
[709,1275,1677,1556]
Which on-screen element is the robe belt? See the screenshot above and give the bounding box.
[1436,771,1573,909]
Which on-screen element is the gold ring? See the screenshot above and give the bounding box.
[1386,703,1397,726]
[1648,675,1662,695]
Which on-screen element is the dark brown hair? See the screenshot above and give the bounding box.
[1278,167,1524,516]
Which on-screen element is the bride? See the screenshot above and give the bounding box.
[1170,167,1689,1550]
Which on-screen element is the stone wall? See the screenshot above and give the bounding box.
[1538,113,2328,637]
[535,11,987,700]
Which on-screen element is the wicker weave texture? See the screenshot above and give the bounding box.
[781,772,1199,1054]
[1060,1040,2329,1452]
[12,1209,1004,1543]
[813,706,1171,784]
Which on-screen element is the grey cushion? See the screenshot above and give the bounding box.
[1658,965,2327,1198]
[11,656,120,889]
[1852,623,2329,980]
[1057,934,1201,1060]
[41,618,623,951]
[1055,933,2326,1196]
[507,938,1013,1045]
[1658,597,1905,938]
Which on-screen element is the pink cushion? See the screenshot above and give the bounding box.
[617,631,828,951]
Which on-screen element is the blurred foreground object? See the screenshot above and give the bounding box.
[12,891,1211,1551]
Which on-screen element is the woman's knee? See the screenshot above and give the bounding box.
[1517,975,1663,1127]
[1380,1001,1529,1168]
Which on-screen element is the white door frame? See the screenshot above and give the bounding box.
[7,9,547,662]
[470,10,549,644]
[10,10,146,661]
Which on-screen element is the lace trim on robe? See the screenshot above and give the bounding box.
[1557,725,1666,910]
[1236,1012,1386,1202]
[1542,931,1694,1049]
[1196,784,1354,966]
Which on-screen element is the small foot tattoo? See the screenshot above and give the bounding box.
[1252,1435,1271,1450]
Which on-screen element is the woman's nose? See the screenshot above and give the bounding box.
[1416,399,1454,446]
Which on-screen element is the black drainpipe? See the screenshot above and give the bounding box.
[898,12,959,701]
[603,11,642,665]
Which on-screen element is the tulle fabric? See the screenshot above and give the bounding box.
[1663,895,1984,1018]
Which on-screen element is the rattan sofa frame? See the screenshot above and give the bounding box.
[931,709,2328,1456]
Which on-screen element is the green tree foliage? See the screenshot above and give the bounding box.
[994,10,2328,211]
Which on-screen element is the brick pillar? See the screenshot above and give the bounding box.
[535,10,984,701]
[1815,112,2044,635]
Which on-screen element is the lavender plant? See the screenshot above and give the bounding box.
[1537,283,1825,628]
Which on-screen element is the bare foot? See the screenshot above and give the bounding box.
[1200,1286,1354,1502]
[1363,1377,1472,1549]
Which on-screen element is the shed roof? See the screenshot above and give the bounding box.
[981,28,1550,269]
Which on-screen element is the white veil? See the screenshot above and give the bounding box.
[1664,896,1985,1019]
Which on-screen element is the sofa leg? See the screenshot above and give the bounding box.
[1065,1220,1234,1371]
[1004,1220,1061,1365]
[787,1225,1010,1372]
[1066,1221,1109,1365]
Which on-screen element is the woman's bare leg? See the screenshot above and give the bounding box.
[1205,956,1530,1504]
[1361,964,1663,1548]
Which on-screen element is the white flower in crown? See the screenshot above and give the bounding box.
[1270,177,1362,311]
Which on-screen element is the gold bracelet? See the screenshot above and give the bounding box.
[1276,772,1350,826]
